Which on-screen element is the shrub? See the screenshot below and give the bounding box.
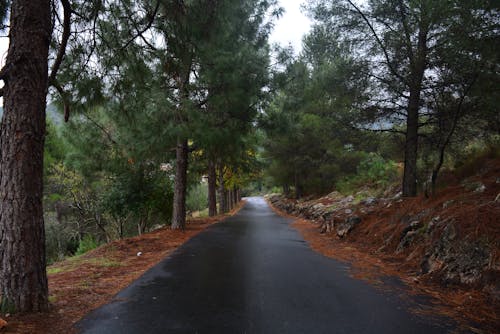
[75,235,99,256]
[336,152,399,195]
[186,183,208,212]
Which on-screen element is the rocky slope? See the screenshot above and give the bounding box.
[267,159,500,327]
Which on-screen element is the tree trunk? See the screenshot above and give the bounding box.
[227,191,232,211]
[283,184,290,197]
[402,25,428,197]
[171,138,188,230]
[294,169,302,199]
[233,188,238,207]
[217,164,227,214]
[207,159,217,217]
[0,0,51,313]
[227,189,232,211]
[402,95,419,197]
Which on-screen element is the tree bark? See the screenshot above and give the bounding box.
[402,95,419,197]
[233,188,238,207]
[402,25,428,197]
[207,159,217,217]
[217,164,227,214]
[0,0,51,313]
[226,191,232,211]
[171,138,188,230]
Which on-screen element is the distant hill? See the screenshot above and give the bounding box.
[0,103,64,126]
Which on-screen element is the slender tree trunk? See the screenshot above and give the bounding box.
[217,164,227,214]
[229,188,234,209]
[207,159,217,217]
[171,138,188,230]
[402,26,428,197]
[294,169,302,199]
[233,188,238,207]
[402,95,419,197]
[0,0,51,313]
[226,191,232,211]
[283,184,290,197]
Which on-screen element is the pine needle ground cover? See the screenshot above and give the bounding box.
[1,204,245,334]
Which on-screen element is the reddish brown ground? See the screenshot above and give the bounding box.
[269,160,500,333]
[0,203,244,334]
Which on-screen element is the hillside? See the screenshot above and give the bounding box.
[268,159,500,332]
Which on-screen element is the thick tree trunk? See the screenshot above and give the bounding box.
[171,139,188,230]
[207,159,217,217]
[0,0,51,313]
[217,164,227,214]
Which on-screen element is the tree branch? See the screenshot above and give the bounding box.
[121,0,160,51]
[48,0,71,83]
[345,0,407,85]
[50,78,71,122]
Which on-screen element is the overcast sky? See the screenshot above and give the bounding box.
[269,0,312,52]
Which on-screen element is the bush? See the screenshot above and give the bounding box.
[75,235,99,256]
[336,152,399,195]
[186,183,208,212]
[45,212,79,264]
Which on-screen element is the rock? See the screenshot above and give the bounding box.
[421,222,491,286]
[397,230,418,253]
[344,208,353,214]
[320,220,335,234]
[463,181,485,192]
[474,183,486,193]
[393,191,403,200]
[346,195,355,202]
[361,197,377,206]
[336,216,361,238]
[397,220,425,253]
[312,203,325,210]
[327,191,343,200]
[442,200,455,209]
[427,216,440,231]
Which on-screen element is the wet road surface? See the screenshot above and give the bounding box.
[76,197,457,333]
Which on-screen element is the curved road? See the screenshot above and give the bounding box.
[77,197,457,333]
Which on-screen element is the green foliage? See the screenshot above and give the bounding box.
[336,153,399,195]
[75,235,99,256]
[103,164,173,230]
[0,296,15,314]
[452,137,500,179]
[186,183,209,213]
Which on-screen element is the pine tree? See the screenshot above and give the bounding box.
[0,0,52,313]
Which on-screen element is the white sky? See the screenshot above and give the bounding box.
[269,0,312,52]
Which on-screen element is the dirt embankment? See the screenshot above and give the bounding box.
[0,203,245,334]
[268,160,500,332]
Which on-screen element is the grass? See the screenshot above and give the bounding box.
[47,255,122,276]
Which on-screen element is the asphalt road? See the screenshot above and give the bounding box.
[76,197,457,334]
